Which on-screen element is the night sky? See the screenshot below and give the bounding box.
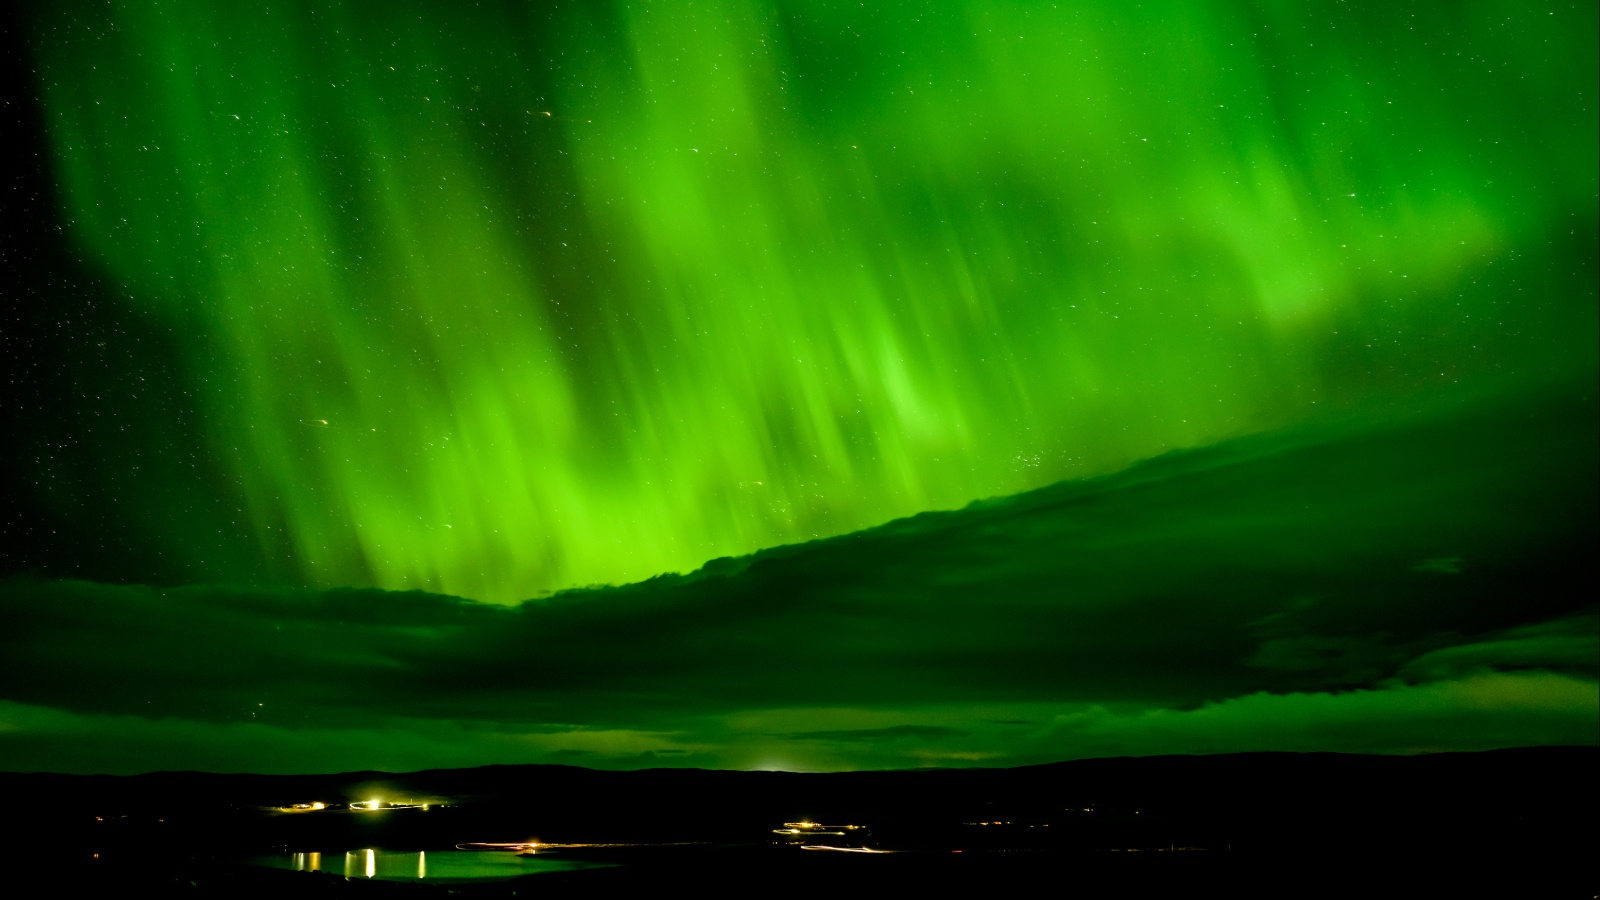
[1,0,1595,774]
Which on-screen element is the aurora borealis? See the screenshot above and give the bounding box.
[1,1,1595,774]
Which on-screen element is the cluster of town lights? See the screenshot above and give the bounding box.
[273,798,436,812]
[773,821,866,836]
[351,799,429,811]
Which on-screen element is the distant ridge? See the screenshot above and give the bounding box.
[4,745,1591,805]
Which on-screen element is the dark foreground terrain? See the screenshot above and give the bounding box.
[0,747,1593,897]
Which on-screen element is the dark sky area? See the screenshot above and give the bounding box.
[1,0,1595,774]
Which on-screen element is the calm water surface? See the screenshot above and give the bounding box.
[249,848,610,882]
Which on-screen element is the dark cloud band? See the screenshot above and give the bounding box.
[2,381,1593,772]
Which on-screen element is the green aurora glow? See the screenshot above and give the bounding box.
[26,0,1597,600]
[3,1,1595,775]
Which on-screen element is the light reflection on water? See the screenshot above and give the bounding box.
[253,848,608,882]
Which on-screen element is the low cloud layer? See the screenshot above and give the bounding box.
[2,382,1594,773]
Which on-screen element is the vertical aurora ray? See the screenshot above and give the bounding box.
[28,0,1596,600]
